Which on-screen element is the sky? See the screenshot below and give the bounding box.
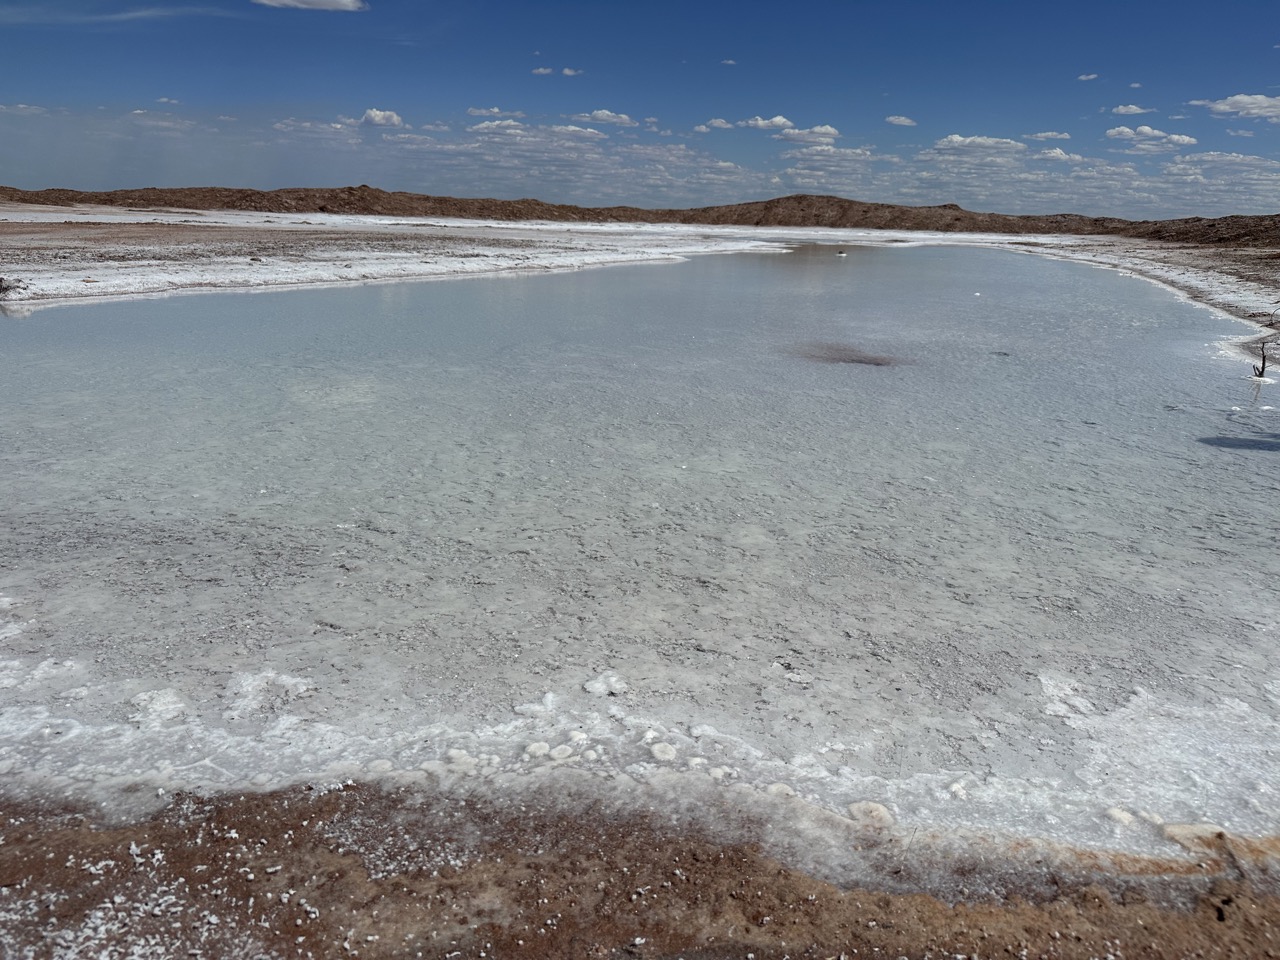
[1,1,1278,219]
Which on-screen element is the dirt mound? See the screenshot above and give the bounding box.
[4,185,1277,247]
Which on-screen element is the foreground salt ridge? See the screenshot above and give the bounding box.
[2,202,1276,336]
[3,591,1278,889]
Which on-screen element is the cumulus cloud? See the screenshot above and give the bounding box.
[885,115,916,126]
[467,106,525,118]
[468,119,528,134]
[774,124,840,144]
[778,143,884,195]
[569,109,636,126]
[692,118,733,133]
[0,103,47,115]
[721,59,736,65]
[1112,104,1155,115]
[1190,93,1280,122]
[252,0,369,9]
[738,115,794,130]
[547,124,607,139]
[531,67,553,75]
[1173,150,1280,166]
[157,97,180,105]
[562,67,583,76]
[1025,131,1070,140]
[1228,128,1255,137]
[1106,124,1198,152]
[360,108,403,127]
[929,134,1026,153]
[1037,147,1084,162]
[913,134,1028,176]
[1078,73,1098,81]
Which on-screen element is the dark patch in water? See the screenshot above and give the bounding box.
[787,341,904,367]
[1199,435,1280,453]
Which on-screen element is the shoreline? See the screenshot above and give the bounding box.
[5,777,1279,959]
[3,202,1277,347]
[4,204,1280,956]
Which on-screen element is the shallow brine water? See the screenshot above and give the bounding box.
[2,245,1278,877]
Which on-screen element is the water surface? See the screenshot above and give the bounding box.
[2,245,1277,866]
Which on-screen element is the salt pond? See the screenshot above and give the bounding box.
[2,244,1278,883]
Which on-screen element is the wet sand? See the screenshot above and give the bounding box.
[3,205,1280,958]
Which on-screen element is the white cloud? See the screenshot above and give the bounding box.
[778,143,885,195]
[1105,124,1198,152]
[360,108,404,127]
[467,119,528,134]
[914,134,1028,177]
[738,115,794,130]
[273,117,348,134]
[1036,147,1084,162]
[774,124,840,144]
[130,113,196,132]
[928,134,1026,153]
[781,144,876,163]
[693,118,732,133]
[1129,82,1142,88]
[0,103,47,115]
[721,59,736,65]
[547,124,607,139]
[531,67,553,75]
[569,109,636,126]
[1024,131,1070,140]
[252,0,368,9]
[0,6,232,23]
[157,97,180,105]
[467,106,525,118]
[1190,93,1280,122]
[885,115,916,126]
[562,67,583,76]
[1078,73,1098,81]
[1228,128,1256,137]
[1174,150,1280,166]
[1112,104,1155,115]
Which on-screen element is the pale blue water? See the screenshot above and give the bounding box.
[2,245,1278,874]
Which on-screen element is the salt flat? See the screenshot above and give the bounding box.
[2,208,1278,957]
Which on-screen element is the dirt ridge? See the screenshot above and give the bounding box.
[4,184,1278,247]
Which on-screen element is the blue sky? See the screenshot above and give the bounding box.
[1,0,1278,218]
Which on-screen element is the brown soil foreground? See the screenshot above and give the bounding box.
[3,184,1279,247]
[3,784,1279,959]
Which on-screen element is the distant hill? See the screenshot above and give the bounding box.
[2,185,1277,247]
